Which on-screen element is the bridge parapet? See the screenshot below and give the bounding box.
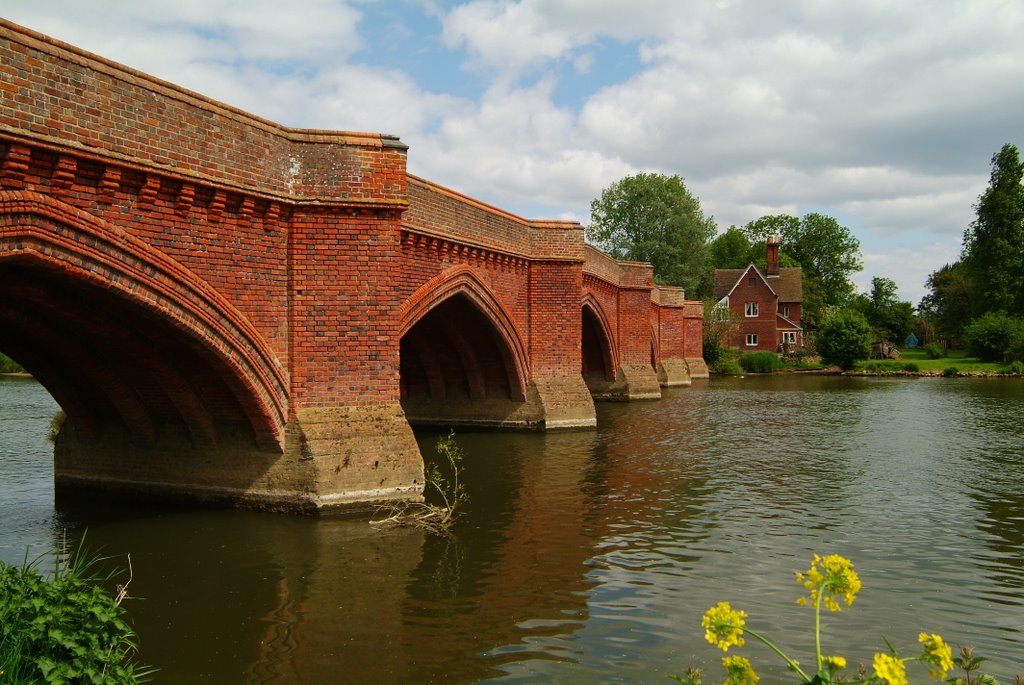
[652,285,687,307]
[0,20,406,204]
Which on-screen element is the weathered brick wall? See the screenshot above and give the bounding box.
[0,19,411,417]
[727,274,778,351]
[653,286,687,360]
[0,20,407,202]
[404,176,531,253]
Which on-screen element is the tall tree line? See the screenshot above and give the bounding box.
[921,143,1024,343]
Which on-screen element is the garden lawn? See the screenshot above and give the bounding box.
[854,348,1014,375]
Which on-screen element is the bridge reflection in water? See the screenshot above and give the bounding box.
[3,376,1024,682]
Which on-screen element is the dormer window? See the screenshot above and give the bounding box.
[745,302,759,317]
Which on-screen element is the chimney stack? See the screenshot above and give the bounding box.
[767,235,780,276]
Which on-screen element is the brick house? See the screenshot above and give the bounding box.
[713,237,803,352]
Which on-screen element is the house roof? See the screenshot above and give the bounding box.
[713,265,802,302]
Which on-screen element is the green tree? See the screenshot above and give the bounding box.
[962,143,1024,316]
[919,262,974,342]
[853,277,916,342]
[587,173,717,294]
[816,309,871,371]
[702,297,739,366]
[709,227,752,269]
[744,213,863,324]
[962,311,1024,362]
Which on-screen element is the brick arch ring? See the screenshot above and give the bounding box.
[581,294,619,378]
[0,190,287,450]
[398,265,530,399]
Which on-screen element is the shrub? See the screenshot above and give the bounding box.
[371,432,467,535]
[1005,360,1024,375]
[943,367,959,377]
[712,359,744,376]
[923,342,944,359]
[0,547,150,684]
[963,311,1024,362]
[817,310,871,371]
[902,362,919,372]
[739,351,782,373]
[702,332,724,368]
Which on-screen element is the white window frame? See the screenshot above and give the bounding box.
[782,305,791,318]
[746,333,758,346]
[745,302,759,317]
[783,331,797,345]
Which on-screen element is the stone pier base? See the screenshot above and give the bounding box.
[657,358,693,387]
[685,357,710,379]
[587,364,663,401]
[54,404,425,514]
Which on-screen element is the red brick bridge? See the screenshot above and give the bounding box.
[0,21,705,511]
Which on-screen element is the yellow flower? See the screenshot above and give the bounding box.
[822,655,847,672]
[795,553,861,611]
[918,633,954,680]
[722,655,759,685]
[701,601,747,651]
[873,653,908,685]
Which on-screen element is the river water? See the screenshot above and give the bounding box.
[1,374,1022,683]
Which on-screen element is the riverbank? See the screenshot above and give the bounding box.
[710,347,1024,379]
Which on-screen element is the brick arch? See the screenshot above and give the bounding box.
[398,265,529,399]
[0,190,286,450]
[581,296,617,382]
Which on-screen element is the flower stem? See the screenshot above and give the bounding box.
[814,589,823,671]
[745,628,811,682]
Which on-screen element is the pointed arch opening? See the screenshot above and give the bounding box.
[581,298,616,394]
[398,267,532,428]
[0,192,286,462]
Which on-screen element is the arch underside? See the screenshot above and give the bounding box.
[581,300,617,396]
[0,193,287,469]
[401,293,541,428]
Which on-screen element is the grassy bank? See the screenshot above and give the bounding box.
[851,348,1022,376]
[711,347,1022,377]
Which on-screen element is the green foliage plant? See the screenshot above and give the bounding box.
[371,432,468,536]
[587,173,717,294]
[739,352,782,373]
[1004,361,1024,375]
[902,362,920,373]
[0,544,150,684]
[924,343,945,359]
[672,553,1019,685]
[961,144,1024,316]
[943,367,960,377]
[818,310,872,371]
[743,213,863,325]
[712,359,744,376]
[963,312,1024,362]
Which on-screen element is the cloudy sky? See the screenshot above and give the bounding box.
[5,0,1023,303]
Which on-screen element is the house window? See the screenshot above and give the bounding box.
[746,333,758,346]
[745,302,759,317]
[783,331,797,345]
[782,305,791,318]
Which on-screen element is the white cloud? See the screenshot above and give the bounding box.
[4,0,1022,302]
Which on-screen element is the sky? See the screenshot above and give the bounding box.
[4,0,1023,304]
